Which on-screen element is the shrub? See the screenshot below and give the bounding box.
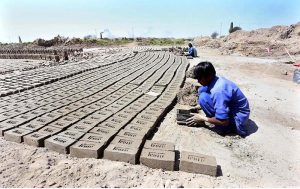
[231,26,242,33]
[229,22,233,33]
[211,32,219,39]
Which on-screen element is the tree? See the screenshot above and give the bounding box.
[229,22,242,33]
[211,32,219,39]
[229,22,233,33]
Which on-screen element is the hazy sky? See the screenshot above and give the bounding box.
[1,0,300,42]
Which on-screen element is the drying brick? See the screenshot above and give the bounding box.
[45,135,76,154]
[140,149,175,171]
[144,140,175,151]
[103,144,140,164]
[23,132,50,147]
[70,140,106,158]
[4,128,33,143]
[179,151,217,176]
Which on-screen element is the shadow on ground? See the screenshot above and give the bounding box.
[245,119,259,136]
[185,118,259,138]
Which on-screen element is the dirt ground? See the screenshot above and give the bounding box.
[0,47,299,187]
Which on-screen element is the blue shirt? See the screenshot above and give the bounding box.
[198,76,250,135]
[188,47,197,57]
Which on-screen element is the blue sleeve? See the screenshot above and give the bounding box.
[211,91,230,120]
[198,86,208,93]
[188,48,193,55]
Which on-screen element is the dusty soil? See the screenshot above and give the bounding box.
[0,48,299,187]
[176,81,199,106]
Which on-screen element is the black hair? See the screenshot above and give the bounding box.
[188,43,193,47]
[193,61,216,80]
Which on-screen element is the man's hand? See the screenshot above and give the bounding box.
[186,113,208,126]
[189,105,201,113]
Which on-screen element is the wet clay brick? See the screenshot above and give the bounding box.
[179,151,217,176]
[89,127,117,137]
[98,121,124,131]
[4,128,33,143]
[130,118,155,128]
[125,104,141,114]
[14,114,37,123]
[49,116,78,129]
[0,124,16,136]
[68,123,94,133]
[103,144,140,164]
[38,126,62,136]
[140,149,175,171]
[117,129,146,141]
[40,112,62,121]
[77,107,96,115]
[30,117,55,126]
[0,112,15,122]
[135,113,159,123]
[124,124,151,136]
[114,112,134,123]
[144,140,175,151]
[19,122,45,131]
[106,104,124,113]
[45,135,76,154]
[111,136,143,149]
[58,130,85,140]
[23,132,50,147]
[70,141,106,158]
[67,111,87,119]
[80,133,111,144]
[89,110,113,121]
[120,109,137,117]
[0,118,25,129]
[73,118,99,128]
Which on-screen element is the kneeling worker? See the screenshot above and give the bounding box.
[185,43,197,57]
[187,61,250,137]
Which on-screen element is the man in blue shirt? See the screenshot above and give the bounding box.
[187,61,250,137]
[186,43,197,57]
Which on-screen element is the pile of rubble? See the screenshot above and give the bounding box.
[194,22,300,57]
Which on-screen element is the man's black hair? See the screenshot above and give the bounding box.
[188,43,193,47]
[193,61,216,80]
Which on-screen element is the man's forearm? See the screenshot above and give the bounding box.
[207,117,230,126]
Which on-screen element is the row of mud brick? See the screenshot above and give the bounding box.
[0,54,60,61]
[0,48,83,55]
[0,51,217,176]
[0,53,134,97]
[1,84,217,176]
[0,53,149,109]
[0,48,83,62]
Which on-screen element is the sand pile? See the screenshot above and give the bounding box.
[177,66,199,106]
[177,82,198,106]
[194,22,300,57]
[185,65,195,78]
